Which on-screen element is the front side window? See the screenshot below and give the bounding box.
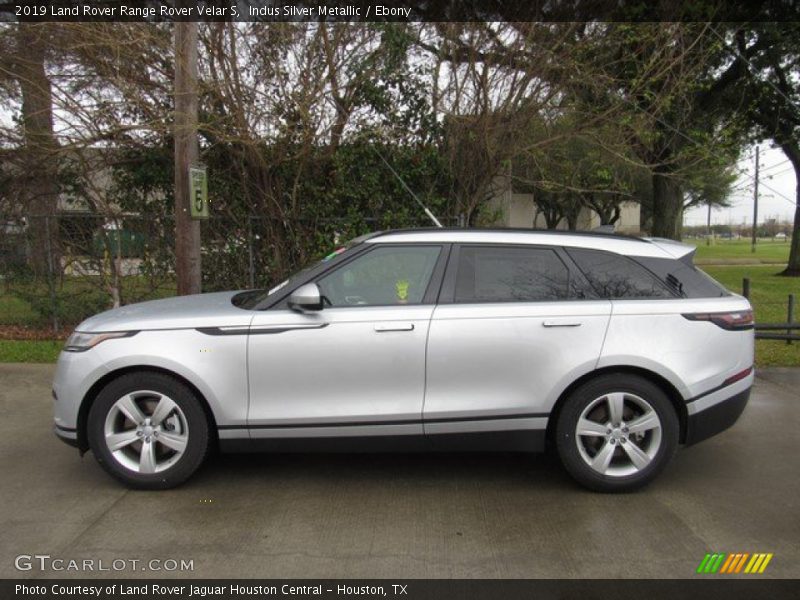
[566,248,673,299]
[454,246,570,303]
[316,245,441,307]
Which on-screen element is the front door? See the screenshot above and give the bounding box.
[247,244,445,441]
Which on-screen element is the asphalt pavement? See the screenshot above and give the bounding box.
[0,363,797,579]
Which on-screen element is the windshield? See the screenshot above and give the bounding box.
[264,247,347,298]
[232,234,374,309]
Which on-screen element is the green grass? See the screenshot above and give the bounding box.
[0,340,63,363]
[701,265,800,368]
[690,238,790,264]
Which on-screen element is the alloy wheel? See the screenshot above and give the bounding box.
[575,391,663,477]
[103,390,189,474]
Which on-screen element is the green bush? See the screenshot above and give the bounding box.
[8,274,111,326]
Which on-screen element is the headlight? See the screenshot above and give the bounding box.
[63,331,137,352]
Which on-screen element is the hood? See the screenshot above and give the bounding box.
[76,291,254,333]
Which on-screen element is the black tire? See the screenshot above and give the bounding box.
[87,372,210,490]
[555,374,679,493]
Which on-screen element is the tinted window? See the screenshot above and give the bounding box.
[566,248,673,299]
[454,246,570,303]
[634,256,729,298]
[317,245,441,307]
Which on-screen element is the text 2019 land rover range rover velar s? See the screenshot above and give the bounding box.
[53,229,754,491]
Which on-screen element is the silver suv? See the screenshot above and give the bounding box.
[53,229,754,492]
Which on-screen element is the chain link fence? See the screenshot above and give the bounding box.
[2,212,436,334]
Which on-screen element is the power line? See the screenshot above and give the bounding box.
[619,90,798,208]
[710,27,800,115]
[760,158,791,173]
[764,165,795,178]
[741,167,797,207]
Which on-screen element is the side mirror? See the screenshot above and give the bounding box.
[288,283,323,312]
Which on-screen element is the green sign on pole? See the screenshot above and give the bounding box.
[189,165,208,219]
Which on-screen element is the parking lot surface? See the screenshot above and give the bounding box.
[1,363,797,579]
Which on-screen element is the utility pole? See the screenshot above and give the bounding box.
[174,18,201,295]
[706,203,712,245]
[752,146,759,254]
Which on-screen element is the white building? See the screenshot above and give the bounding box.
[487,176,641,233]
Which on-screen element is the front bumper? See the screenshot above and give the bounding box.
[54,424,79,448]
[684,386,751,446]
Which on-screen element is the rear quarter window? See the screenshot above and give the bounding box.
[632,256,730,298]
[565,248,675,299]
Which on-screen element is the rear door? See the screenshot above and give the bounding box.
[423,244,612,443]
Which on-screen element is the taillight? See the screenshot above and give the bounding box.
[682,310,754,331]
[723,366,753,386]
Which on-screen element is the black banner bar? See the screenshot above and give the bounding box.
[3,579,800,600]
[1,0,799,23]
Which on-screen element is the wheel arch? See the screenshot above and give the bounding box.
[76,366,219,454]
[546,366,688,446]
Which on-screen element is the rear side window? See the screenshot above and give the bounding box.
[566,248,674,299]
[634,256,729,298]
[455,246,570,303]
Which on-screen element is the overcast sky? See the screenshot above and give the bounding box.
[683,144,797,227]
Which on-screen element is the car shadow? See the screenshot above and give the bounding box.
[192,449,576,492]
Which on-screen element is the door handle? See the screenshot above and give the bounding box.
[542,320,582,328]
[374,323,415,332]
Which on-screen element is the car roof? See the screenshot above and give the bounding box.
[365,228,690,259]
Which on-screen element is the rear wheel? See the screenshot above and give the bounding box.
[555,374,678,492]
[87,372,210,489]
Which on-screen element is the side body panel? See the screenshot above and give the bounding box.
[246,306,434,439]
[52,327,252,433]
[599,296,755,401]
[423,300,612,436]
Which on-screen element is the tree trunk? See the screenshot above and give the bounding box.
[599,201,621,226]
[543,210,561,229]
[16,24,60,277]
[174,20,202,295]
[566,213,578,230]
[781,146,800,276]
[587,197,621,226]
[651,169,683,240]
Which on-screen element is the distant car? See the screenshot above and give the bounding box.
[53,229,754,492]
[775,232,787,240]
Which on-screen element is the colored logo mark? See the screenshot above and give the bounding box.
[696,552,773,574]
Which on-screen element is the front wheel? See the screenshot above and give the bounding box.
[87,372,210,489]
[555,374,678,492]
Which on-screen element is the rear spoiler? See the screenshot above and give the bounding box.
[642,237,696,264]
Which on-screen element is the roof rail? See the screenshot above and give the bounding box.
[371,227,648,243]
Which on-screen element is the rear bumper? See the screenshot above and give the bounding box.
[684,386,751,446]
